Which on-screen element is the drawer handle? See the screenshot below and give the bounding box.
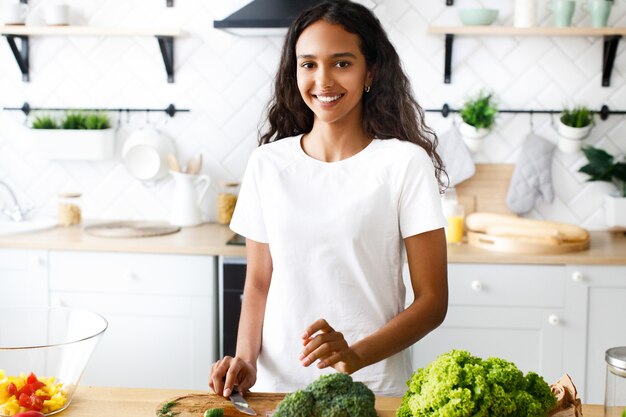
[123,270,137,281]
[548,314,560,326]
[571,271,584,282]
[29,256,44,268]
[471,280,483,291]
[51,298,65,307]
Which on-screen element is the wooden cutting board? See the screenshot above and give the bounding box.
[156,393,285,417]
[467,231,590,254]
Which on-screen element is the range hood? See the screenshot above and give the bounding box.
[214,0,321,36]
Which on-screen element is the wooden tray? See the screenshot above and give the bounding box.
[84,221,180,238]
[156,393,285,417]
[467,231,590,254]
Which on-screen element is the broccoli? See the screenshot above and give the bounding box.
[273,373,377,417]
[398,350,557,417]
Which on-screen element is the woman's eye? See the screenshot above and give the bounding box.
[300,62,315,69]
[336,61,351,68]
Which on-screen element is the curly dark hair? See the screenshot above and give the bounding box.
[259,0,447,190]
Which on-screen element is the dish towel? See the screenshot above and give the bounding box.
[437,126,476,187]
[506,133,556,214]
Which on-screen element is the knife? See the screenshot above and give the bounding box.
[229,387,257,415]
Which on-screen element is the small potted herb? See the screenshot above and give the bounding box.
[557,105,593,153]
[29,111,115,160]
[458,90,498,152]
[579,145,626,228]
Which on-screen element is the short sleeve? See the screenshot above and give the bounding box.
[398,150,446,238]
[229,150,269,243]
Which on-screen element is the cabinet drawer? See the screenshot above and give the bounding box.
[449,264,565,308]
[49,251,215,296]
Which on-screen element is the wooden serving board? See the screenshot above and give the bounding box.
[467,231,590,254]
[84,221,181,238]
[156,393,285,417]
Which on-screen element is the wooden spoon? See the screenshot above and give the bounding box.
[167,153,180,172]
[186,154,203,175]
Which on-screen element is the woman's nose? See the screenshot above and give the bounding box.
[315,68,334,88]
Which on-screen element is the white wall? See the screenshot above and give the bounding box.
[1,0,624,228]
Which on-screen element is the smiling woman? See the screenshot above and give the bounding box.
[209,0,449,398]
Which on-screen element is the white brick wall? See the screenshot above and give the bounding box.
[1,0,624,229]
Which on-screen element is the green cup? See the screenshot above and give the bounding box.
[553,0,576,27]
[587,0,612,27]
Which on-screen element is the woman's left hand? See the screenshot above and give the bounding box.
[299,318,361,374]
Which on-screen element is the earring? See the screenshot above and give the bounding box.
[364,85,371,93]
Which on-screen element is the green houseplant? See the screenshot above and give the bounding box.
[459,90,498,152]
[579,145,626,228]
[557,106,594,153]
[29,111,115,160]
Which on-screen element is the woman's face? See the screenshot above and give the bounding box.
[295,20,373,127]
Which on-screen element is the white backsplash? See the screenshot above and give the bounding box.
[1,0,624,229]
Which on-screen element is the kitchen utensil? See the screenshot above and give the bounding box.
[122,128,175,181]
[0,307,107,416]
[84,221,180,238]
[467,231,590,254]
[168,153,181,172]
[229,387,256,415]
[169,170,211,227]
[185,155,201,175]
[156,393,283,417]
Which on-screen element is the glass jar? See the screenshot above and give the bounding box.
[605,346,626,417]
[442,188,465,245]
[216,182,239,225]
[58,192,82,226]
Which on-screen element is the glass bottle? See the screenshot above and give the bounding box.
[216,182,239,225]
[442,188,465,245]
[58,192,82,226]
[605,347,626,417]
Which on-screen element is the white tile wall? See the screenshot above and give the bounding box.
[1,0,625,229]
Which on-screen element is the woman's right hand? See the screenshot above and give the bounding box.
[209,356,257,397]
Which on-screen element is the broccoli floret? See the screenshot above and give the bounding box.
[274,373,377,417]
[397,350,557,417]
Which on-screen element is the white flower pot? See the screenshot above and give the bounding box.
[459,122,489,152]
[604,194,626,228]
[30,128,116,160]
[557,136,585,153]
[557,119,591,140]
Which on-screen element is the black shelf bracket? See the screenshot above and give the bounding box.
[446,0,454,5]
[602,35,621,87]
[157,36,175,83]
[20,0,27,3]
[4,35,29,82]
[444,34,454,84]
[167,0,173,6]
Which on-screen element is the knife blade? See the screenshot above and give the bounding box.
[229,387,257,415]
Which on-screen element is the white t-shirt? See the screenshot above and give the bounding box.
[229,134,446,396]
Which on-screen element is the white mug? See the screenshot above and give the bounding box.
[514,0,537,27]
[44,3,69,26]
[2,2,28,25]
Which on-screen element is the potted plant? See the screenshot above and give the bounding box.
[579,145,626,228]
[557,106,593,153]
[459,90,498,152]
[29,111,115,160]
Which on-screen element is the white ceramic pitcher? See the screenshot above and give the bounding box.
[169,170,211,227]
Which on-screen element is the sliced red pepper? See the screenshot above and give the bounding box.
[19,392,33,408]
[26,372,38,385]
[7,382,18,396]
[30,394,44,411]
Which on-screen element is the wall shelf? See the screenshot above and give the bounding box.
[0,26,183,83]
[428,26,626,87]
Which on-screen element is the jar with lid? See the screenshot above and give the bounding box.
[58,192,82,226]
[605,346,626,417]
[216,182,239,225]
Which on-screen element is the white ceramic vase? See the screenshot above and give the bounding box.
[557,119,591,153]
[604,194,626,228]
[29,127,115,160]
[169,171,211,227]
[459,122,489,152]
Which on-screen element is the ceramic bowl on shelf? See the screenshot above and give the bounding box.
[0,307,107,416]
[458,8,499,26]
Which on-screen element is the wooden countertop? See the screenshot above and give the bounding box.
[1,223,625,265]
[60,386,604,417]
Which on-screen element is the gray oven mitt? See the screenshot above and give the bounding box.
[506,133,556,214]
[437,125,475,186]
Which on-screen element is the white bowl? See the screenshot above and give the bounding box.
[122,128,175,181]
[458,8,499,26]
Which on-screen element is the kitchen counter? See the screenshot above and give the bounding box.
[0,222,625,264]
[60,386,604,417]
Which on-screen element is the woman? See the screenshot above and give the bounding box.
[210,0,448,397]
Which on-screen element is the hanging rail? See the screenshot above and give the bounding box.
[2,102,190,118]
[424,104,626,121]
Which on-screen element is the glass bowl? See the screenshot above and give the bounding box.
[0,307,107,416]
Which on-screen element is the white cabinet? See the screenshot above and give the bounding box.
[409,264,569,389]
[564,265,626,404]
[48,251,217,390]
[0,249,48,307]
